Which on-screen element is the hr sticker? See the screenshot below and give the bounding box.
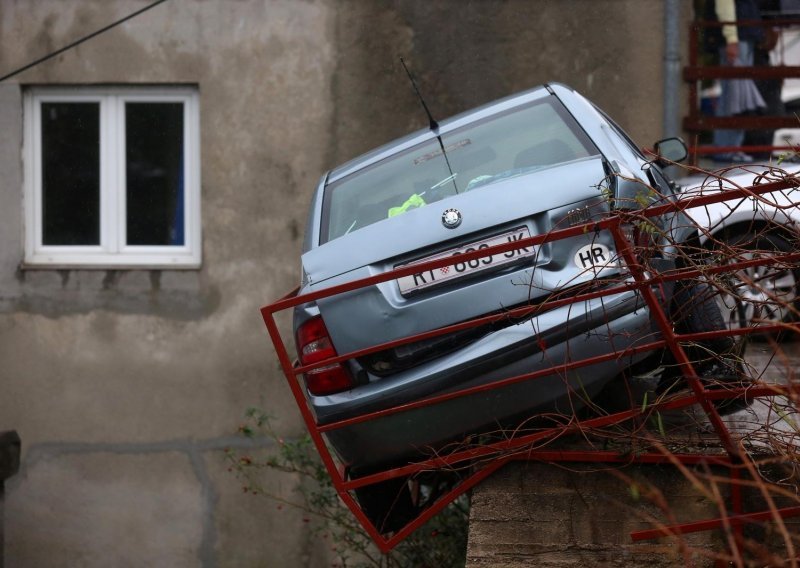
[574,243,615,270]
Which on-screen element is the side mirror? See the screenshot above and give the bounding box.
[653,137,688,166]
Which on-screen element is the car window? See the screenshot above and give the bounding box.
[321,97,600,243]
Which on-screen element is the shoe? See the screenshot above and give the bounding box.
[730,151,754,163]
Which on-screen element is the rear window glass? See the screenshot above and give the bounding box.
[321,96,599,243]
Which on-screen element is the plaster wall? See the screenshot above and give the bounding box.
[0,0,689,565]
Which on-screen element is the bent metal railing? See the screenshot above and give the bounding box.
[261,170,800,554]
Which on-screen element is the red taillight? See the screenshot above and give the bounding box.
[295,316,354,396]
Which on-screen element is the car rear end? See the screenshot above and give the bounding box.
[294,88,657,469]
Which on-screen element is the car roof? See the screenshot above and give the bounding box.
[326,84,556,184]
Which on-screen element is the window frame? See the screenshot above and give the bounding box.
[23,86,202,268]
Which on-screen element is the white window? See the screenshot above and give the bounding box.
[23,86,201,268]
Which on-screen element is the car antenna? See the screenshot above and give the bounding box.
[400,57,458,194]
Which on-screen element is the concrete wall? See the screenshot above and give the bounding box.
[0,1,690,565]
[467,462,727,567]
[466,461,800,567]
[330,0,687,163]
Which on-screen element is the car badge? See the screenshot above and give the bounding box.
[441,208,462,229]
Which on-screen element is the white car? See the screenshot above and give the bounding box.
[679,164,800,332]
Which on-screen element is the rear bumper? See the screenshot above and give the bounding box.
[313,286,655,468]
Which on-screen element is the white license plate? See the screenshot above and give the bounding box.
[396,227,535,295]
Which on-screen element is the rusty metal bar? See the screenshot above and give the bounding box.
[630,506,800,542]
[690,145,798,155]
[684,18,800,161]
[513,449,733,467]
[609,224,738,457]
[684,66,800,81]
[685,116,800,130]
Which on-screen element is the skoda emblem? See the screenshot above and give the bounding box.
[441,208,462,229]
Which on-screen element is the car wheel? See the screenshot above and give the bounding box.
[711,231,798,335]
[671,279,738,359]
[352,473,417,534]
[661,280,751,415]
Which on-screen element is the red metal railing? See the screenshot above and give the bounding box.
[685,18,800,160]
[261,176,800,553]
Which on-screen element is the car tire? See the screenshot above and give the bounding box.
[351,473,417,534]
[710,231,799,337]
[661,279,751,415]
[671,278,742,365]
[671,280,736,349]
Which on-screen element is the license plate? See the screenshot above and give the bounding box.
[396,227,535,295]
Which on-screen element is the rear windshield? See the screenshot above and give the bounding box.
[321,96,599,243]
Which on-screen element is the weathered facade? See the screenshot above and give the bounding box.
[0,1,689,565]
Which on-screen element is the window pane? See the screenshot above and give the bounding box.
[126,102,184,246]
[41,102,100,245]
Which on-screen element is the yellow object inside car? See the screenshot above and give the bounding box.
[387,193,426,218]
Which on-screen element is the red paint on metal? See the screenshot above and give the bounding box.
[260,174,800,551]
[630,506,800,542]
[685,18,800,160]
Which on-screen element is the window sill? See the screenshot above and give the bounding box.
[20,257,202,270]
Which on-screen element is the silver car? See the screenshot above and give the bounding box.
[293,84,707,529]
[679,165,800,332]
